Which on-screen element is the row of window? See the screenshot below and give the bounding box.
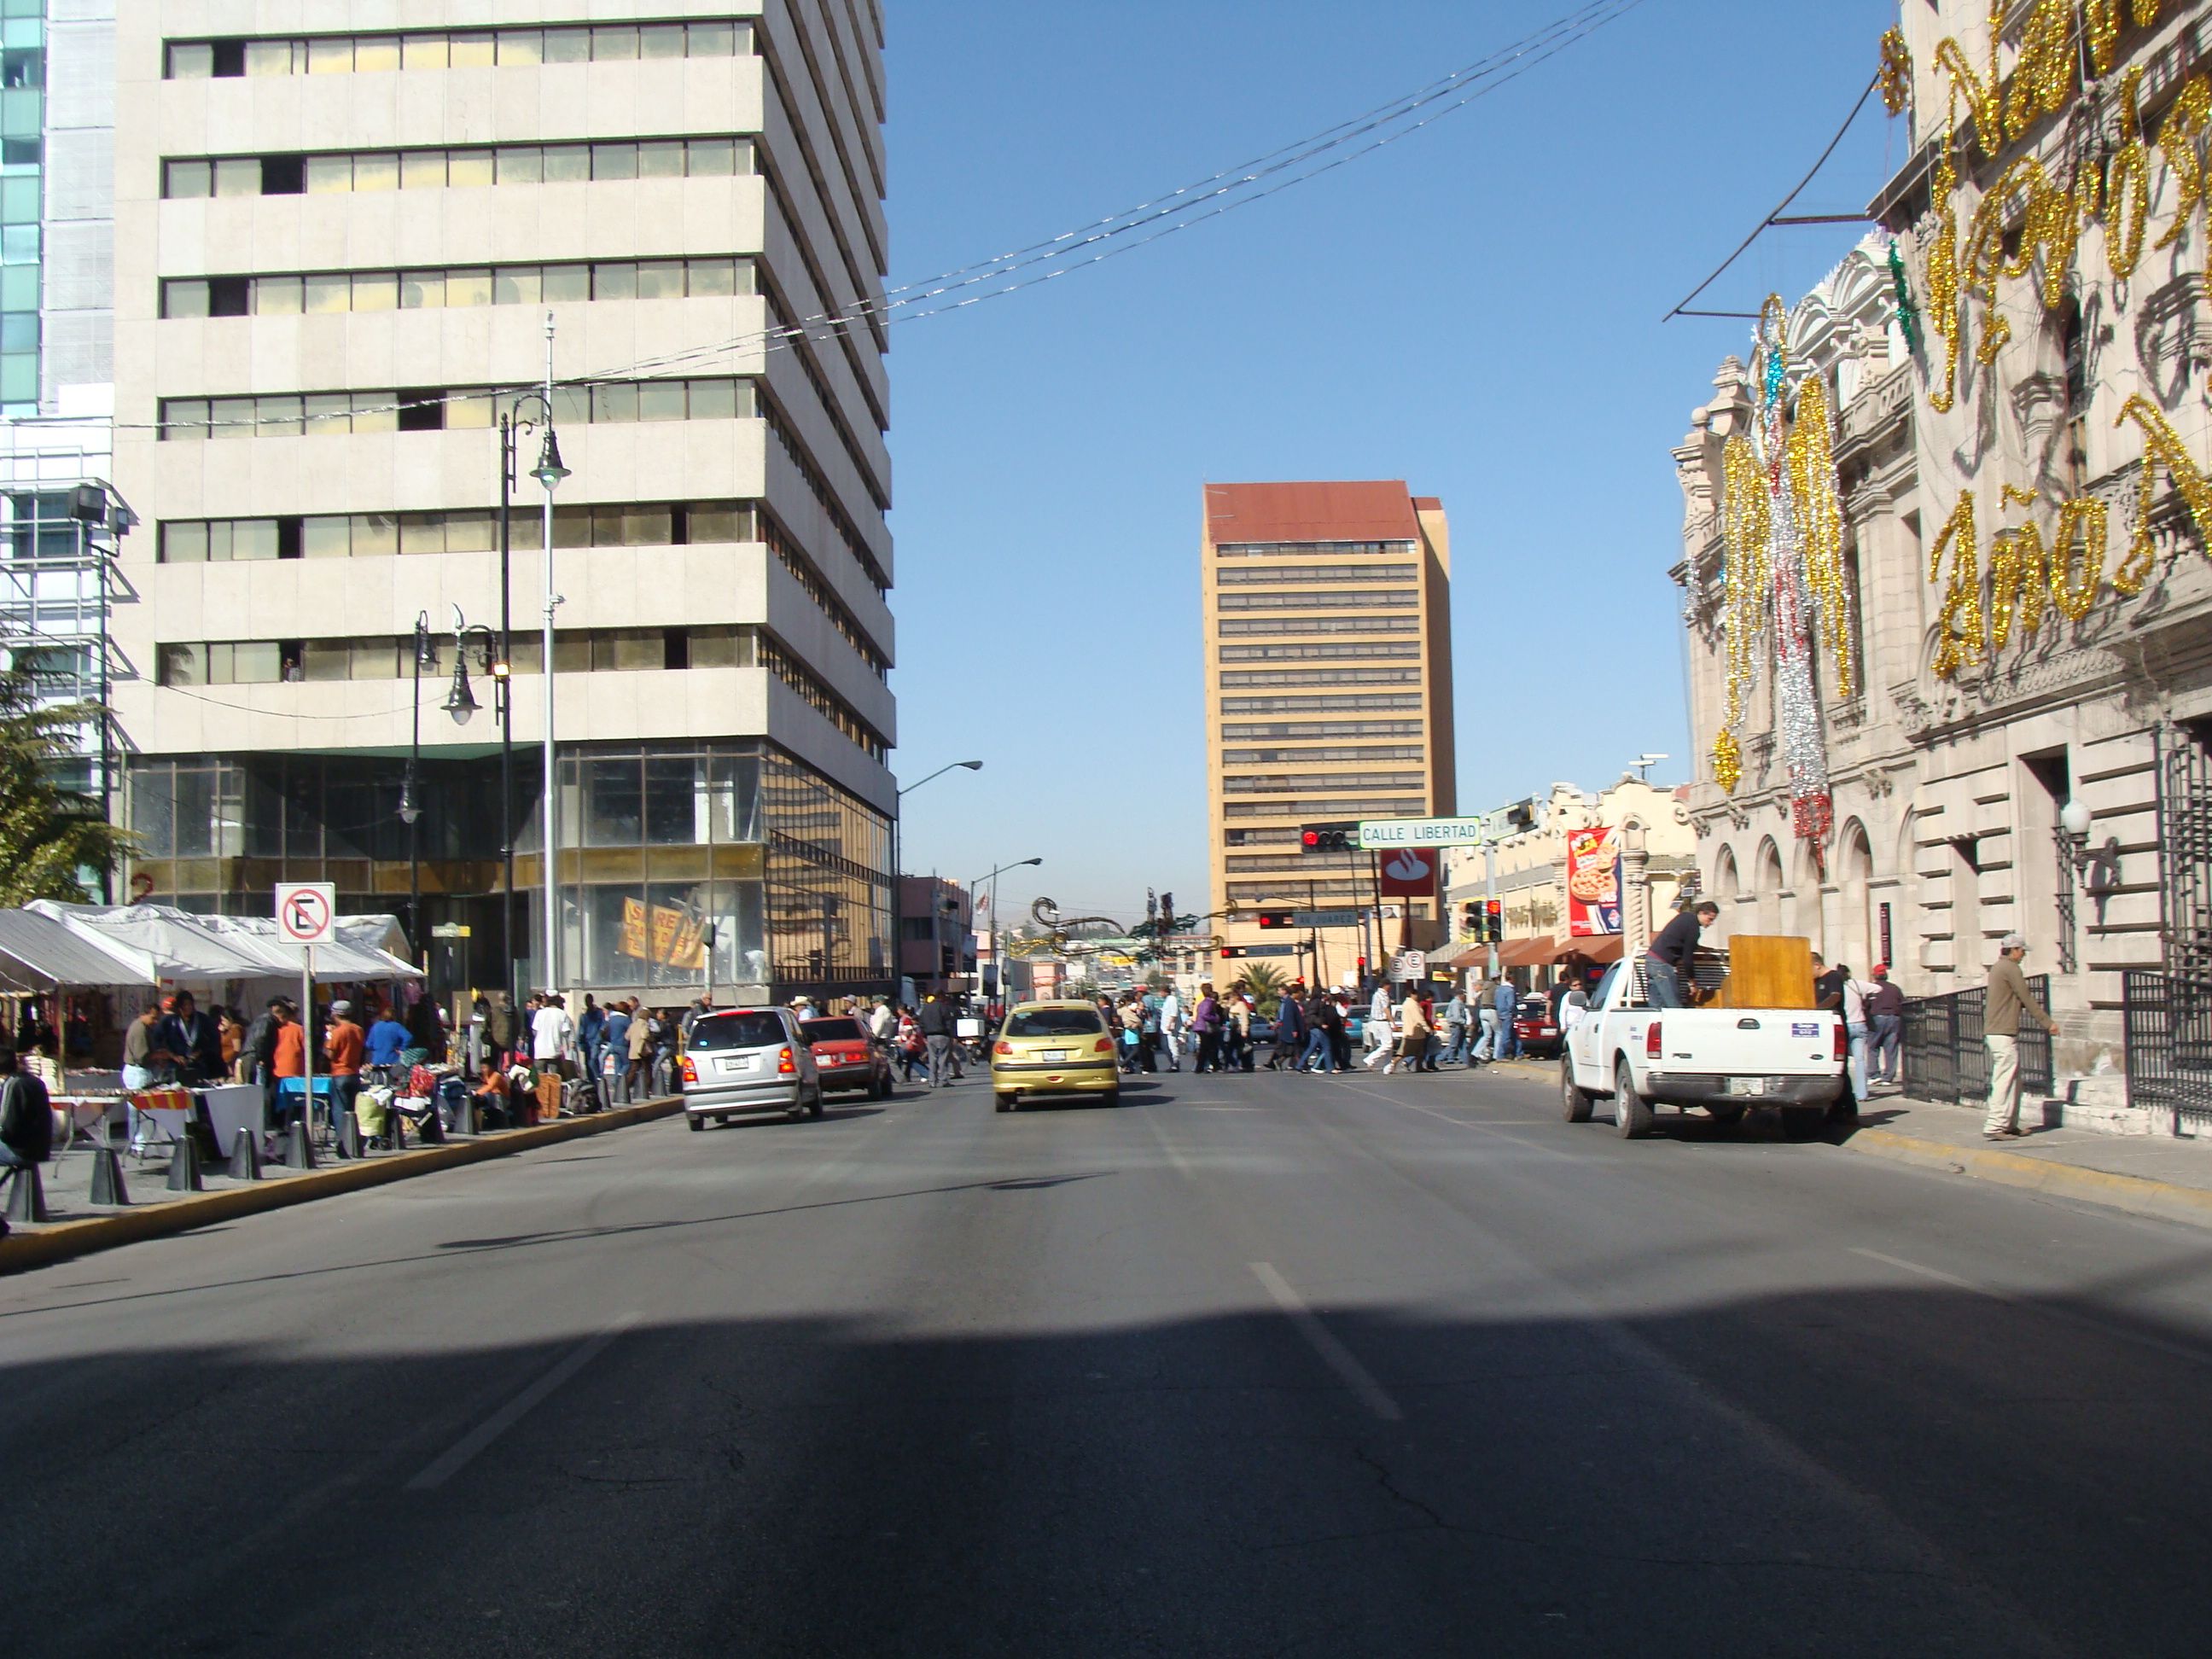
[160,499,756,563]
[758,514,889,678]
[1214,540,1417,558]
[161,257,755,319]
[1220,695,1425,714]
[1223,799,1422,821]
[1216,563,1417,586]
[1220,720,1425,740]
[1220,746,1427,765]
[1219,616,1420,637]
[1222,773,1425,795]
[153,625,884,762]
[1217,591,1419,612]
[158,377,754,439]
[763,397,888,594]
[162,137,754,200]
[1218,643,1420,664]
[1218,668,1422,689]
[166,20,753,79]
[157,626,759,688]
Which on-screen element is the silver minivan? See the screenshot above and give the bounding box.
[681,1007,823,1129]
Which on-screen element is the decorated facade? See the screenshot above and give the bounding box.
[1675,0,2212,1078]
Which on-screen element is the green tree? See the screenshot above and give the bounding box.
[1232,961,1289,1018]
[0,670,134,905]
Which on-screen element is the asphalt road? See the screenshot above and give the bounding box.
[7,1060,2212,1656]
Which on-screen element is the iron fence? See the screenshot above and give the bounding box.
[1900,977,2052,1105]
[2122,969,2212,1136]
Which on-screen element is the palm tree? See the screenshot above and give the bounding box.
[1232,961,1289,1017]
[0,668,135,905]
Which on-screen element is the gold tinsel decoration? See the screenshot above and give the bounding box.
[2107,68,2151,283]
[1712,729,1743,795]
[1924,154,1964,412]
[1789,375,1855,699]
[2013,0,2079,137]
[1933,9,2005,159]
[2155,73,2210,305]
[2085,0,2122,77]
[2115,395,2212,592]
[2049,499,2110,620]
[1930,492,1986,680]
[1878,28,1912,117]
[1989,487,2049,650]
[1720,434,1769,729]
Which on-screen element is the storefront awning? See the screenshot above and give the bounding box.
[1554,934,1624,966]
[0,908,152,991]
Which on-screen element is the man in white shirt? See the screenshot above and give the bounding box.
[1842,967,1881,1107]
[1157,990,1185,1073]
[532,993,575,1076]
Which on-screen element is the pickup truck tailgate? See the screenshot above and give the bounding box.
[1650,1009,1840,1077]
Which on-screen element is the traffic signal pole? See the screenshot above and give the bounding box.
[1485,839,1500,981]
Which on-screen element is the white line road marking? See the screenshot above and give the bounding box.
[406,1312,642,1491]
[1144,1115,1199,1181]
[1249,1261,1404,1421]
[1849,1248,2212,1371]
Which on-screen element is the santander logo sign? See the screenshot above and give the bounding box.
[1384,850,1432,882]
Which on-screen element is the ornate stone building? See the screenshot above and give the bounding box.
[1674,0,2212,1079]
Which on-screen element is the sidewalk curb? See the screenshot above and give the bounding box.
[0,1096,684,1276]
[1840,1126,2212,1232]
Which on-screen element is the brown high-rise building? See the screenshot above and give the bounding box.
[1202,481,1456,975]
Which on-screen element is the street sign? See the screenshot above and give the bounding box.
[1291,909,1363,928]
[275,882,335,944]
[1359,816,1490,848]
[431,923,472,940]
[1378,847,1441,899]
[1235,945,1299,958]
[1390,949,1427,982]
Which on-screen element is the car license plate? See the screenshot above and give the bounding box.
[719,1055,752,1074]
[1042,1049,1068,1063]
[1727,1077,1766,1097]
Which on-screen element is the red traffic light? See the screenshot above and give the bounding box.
[1301,830,1322,851]
[1220,946,1248,959]
[1255,911,1293,928]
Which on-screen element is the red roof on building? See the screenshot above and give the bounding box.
[1204,480,1421,546]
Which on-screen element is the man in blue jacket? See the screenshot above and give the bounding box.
[1493,977,1521,1061]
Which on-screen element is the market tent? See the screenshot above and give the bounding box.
[0,908,150,991]
[26,901,422,985]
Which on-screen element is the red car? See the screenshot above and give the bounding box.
[800,1016,894,1098]
[1513,993,1564,1060]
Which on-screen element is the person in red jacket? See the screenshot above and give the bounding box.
[323,1000,365,1154]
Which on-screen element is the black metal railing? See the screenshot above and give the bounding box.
[1900,977,2052,1105]
[2122,969,2212,1135]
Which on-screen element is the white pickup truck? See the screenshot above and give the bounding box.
[1561,951,1847,1138]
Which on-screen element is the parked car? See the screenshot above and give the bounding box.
[679,1007,822,1129]
[1513,992,1564,1060]
[992,1000,1120,1111]
[801,1016,894,1099]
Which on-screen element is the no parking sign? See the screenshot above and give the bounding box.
[276,882,336,944]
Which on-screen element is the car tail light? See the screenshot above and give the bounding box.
[680,1056,696,1085]
[1094,1037,1113,1053]
[1833,1022,1848,1062]
[777,1045,795,1075]
[995,1040,1013,1056]
[1646,1021,1662,1059]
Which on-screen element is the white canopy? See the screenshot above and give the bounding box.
[25,901,423,987]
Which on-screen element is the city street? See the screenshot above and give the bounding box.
[6,1062,2211,1656]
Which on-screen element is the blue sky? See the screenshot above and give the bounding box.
[884,0,1900,926]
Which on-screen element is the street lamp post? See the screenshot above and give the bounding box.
[404,608,503,978]
[492,325,568,1009]
[893,760,982,991]
[535,315,570,1000]
[968,857,1043,1010]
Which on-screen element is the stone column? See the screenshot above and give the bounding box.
[1622,824,1653,958]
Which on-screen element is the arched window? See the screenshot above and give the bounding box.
[1838,820,1875,974]
[1753,837,1785,937]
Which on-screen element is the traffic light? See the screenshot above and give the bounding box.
[1484,899,1503,941]
[1460,901,1481,939]
[1356,956,1369,976]
[1220,946,1249,960]
[1301,822,1356,853]
[1254,910,1293,929]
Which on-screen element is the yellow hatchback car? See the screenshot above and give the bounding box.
[991,1000,1121,1111]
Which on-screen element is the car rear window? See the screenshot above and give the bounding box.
[689,1012,788,1051]
[802,1018,864,1044]
[1004,1008,1104,1038]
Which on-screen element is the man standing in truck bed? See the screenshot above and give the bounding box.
[1645,899,1720,1010]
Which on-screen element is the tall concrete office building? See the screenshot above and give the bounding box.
[105,3,895,1005]
[1202,480,1455,974]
